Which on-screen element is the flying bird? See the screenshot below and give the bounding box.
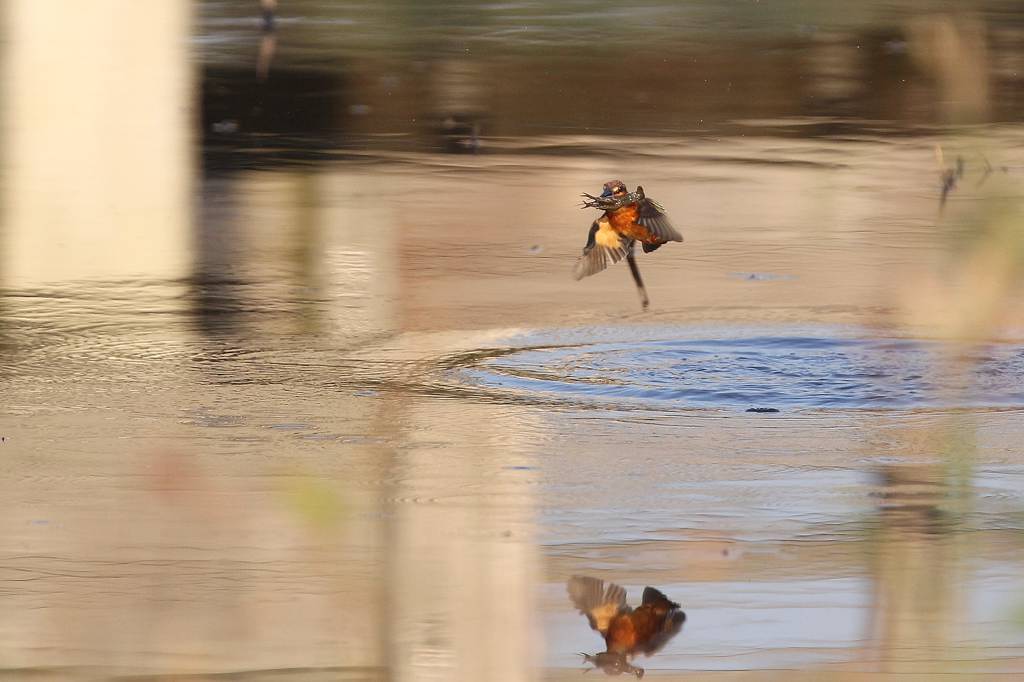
[567,575,686,678]
[573,180,683,309]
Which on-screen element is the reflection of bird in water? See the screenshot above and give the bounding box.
[574,180,683,310]
[567,576,686,678]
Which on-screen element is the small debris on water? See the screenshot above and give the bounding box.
[211,119,239,134]
[268,423,311,431]
[730,272,795,281]
[746,407,780,413]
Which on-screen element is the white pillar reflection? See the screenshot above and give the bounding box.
[387,400,541,682]
[197,169,399,339]
[0,0,192,286]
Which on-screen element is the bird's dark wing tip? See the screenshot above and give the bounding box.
[637,198,683,243]
[641,586,679,609]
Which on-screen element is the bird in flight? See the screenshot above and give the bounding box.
[567,575,686,678]
[573,180,683,309]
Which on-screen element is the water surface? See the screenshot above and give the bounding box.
[3,1,1024,680]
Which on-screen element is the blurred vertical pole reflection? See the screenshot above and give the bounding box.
[256,0,277,80]
[908,13,990,123]
[862,462,965,672]
[382,397,540,682]
[867,11,1024,675]
[0,0,192,287]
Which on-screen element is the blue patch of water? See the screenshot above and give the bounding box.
[459,328,1024,411]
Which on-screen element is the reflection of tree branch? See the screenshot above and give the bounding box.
[935,146,1014,209]
[936,145,964,211]
[975,154,1009,188]
[939,158,962,210]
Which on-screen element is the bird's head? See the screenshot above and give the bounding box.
[580,180,631,211]
[600,180,629,198]
[580,652,644,678]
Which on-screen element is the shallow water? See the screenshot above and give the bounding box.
[458,326,1024,410]
[3,2,1024,681]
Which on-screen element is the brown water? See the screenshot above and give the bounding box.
[3,2,1024,680]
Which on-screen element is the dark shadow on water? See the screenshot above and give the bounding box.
[200,64,349,171]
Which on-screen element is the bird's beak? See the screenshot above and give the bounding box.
[600,187,613,198]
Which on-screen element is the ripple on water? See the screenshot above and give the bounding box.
[454,326,1024,412]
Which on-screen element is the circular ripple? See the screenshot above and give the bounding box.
[457,327,1024,411]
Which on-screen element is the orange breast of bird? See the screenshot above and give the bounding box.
[605,613,638,653]
[606,607,669,654]
[627,607,664,644]
[607,204,657,244]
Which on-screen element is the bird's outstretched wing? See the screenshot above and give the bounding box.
[567,575,629,636]
[636,610,685,656]
[635,186,683,253]
[636,586,686,656]
[572,217,633,280]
